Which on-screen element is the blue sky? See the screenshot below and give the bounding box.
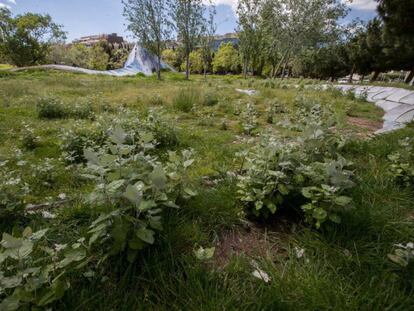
[0,0,378,42]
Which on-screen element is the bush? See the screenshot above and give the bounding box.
[37,97,68,119]
[20,124,39,150]
[60,125,107,163]
[145,110,180,148]
[69,102,95,120]
[387,137,414,186]
[149,94,164,106]
[202,92,219,106]
[237,105,354,228]
[173,88,199,112]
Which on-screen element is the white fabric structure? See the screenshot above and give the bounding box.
[12,44,175,76]
[335,85,414,134]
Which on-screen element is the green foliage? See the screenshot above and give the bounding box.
[202,91,219,106]
[237,119,354,227]
[0,162,29,221]
[20,124,39,150]
[241,103,258,135]
[0,9,66,67]
[36,97,95,120]
[181,50,204,74]
[36,97,68,119]
[212,43,240,74]
[387,137,414,186]
[82,126,195,261]
[173,88,198,112]
[162,49,181,69]
[88,44,109,70]
[0,228,88,310]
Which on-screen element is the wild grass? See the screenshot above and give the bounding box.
[0,71,413,310]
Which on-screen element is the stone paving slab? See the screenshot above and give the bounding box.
[376,100,401,112]
[386,89,413,102]
[400,93,414,105]
[334,84,414,134]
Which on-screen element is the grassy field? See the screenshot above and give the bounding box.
[0,70,413,310]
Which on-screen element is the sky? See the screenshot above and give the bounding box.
[0,0,378,42]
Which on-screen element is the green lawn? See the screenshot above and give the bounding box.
[1,71,413,310]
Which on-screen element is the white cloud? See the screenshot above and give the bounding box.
[344,0,377,11]
[0,3,11,9]
[6,0,16,4]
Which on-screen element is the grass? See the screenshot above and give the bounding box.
[1,71,413,310]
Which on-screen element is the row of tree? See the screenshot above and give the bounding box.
[1,0,412,82]
[235,0,414,83]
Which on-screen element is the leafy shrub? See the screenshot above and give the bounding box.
[20,124,39,150]
[145,110,180,148]
[37,97,68,119]
[173,88,199,112]
[69,102,95,120]
[237,127,354,228]
[60,125,107,163]
[0,164,30,221]
[0,228,88,310]
[241,103,258,135]
[202,92,219,106]
[387,137,414,186]
[82,127,195,262]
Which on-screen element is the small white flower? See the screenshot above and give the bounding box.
[295,247,305,259]
[58,193,67,200]
[252,269,271,283]
[42,211,57,219]
[17,160,27,166]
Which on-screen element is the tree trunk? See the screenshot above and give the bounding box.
[156,45,161,81]
[370,70,380,82]
[185,52,190,80]
[348,64,355,83]
[243,57,248,79]
[404,69,414,84]
[280,53,290,80]
[273,50,288,78]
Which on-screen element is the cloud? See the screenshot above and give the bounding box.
[0,3,11,9]
[344,0,377,11]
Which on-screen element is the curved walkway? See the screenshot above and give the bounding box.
[335,85,414,134]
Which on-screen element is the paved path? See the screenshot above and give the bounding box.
[335,85,414,134]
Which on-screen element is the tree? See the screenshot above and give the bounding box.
[67,44,91,68]
[237,0,262,78]
[181,50,203,73]
[199,5,216,77]
[123,0,172,80]
[162,48,181,68]
[88,44,109,70]
[0,9,65,66]
[212,43,240,74]
[259,0,347,78]
[170,0,210,79]
[377,0,414,83]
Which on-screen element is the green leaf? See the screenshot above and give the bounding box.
[150,165,167,189]
[30,228,49,241]
[124,184,142,206]
[329,213,341,224]
[183,159,194,168]
[136,227,155,244]
[18,240,34,258]
[313,208,327,220]
[111,127,127,145]
[84,149,99,166]
[1,275,22,289]
[334,196,352,207]
[0,296,20,311]
[388,254,408,267]
[1,233,22,249]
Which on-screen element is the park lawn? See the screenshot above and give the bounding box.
[0,71,413,310]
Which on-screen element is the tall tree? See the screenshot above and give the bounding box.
[170,0,209,79]
[199,5,216,78]
[237,0,262,78]
[259,0,347,78]
[123,0,172,80]
[377,0,414,83]
[0,9,65,67]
